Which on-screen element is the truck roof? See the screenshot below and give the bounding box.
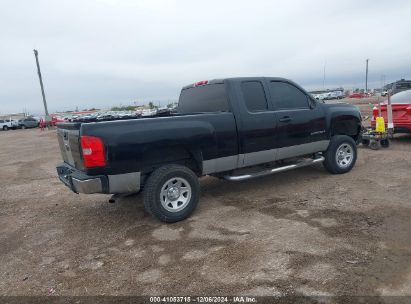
[182,77,290,90]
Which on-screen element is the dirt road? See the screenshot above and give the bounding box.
[0,122,410,297]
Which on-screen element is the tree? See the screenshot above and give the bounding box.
[110,105,136,111]
[148,102,154,109]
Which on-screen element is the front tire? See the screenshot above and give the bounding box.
[143,164,200,223]
[323,135,357,174]
[3,126,8,131]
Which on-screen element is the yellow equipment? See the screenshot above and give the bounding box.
[361,116,390,150]
[375,117,386,133]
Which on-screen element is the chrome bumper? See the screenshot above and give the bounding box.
[71,177,103,194]
[56,163,141,194]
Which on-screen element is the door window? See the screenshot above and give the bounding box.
[241,81,268,112]
[269,81,309,109]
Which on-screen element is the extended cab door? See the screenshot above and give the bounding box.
[267,79,328,160]
[233,79,279,167]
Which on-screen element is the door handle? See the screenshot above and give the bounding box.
[279,116,292,123]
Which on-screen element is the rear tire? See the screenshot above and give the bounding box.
[369,140,380,150]
[361,138,370,146]
[380,138,390,148]
[323,135,357,174]
[143,164,200,223]
[21,125,26,129]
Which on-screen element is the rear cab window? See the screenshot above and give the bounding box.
[177,82,230,114]
[241,81,268,112]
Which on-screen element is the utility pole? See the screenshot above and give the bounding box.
[33,49,50,119]
[387,89,394,137]
[378,75,385,117]
[322,61,326,89]
[365,58,369,93]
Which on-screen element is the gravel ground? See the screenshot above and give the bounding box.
[0,103,410,297]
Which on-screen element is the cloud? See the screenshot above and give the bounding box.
[0,0,410,114]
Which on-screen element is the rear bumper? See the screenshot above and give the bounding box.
[56,163,141,194]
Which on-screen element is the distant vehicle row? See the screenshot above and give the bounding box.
[0,117,39,130]
[311,91,344,101]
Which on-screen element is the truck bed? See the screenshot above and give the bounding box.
[57,112,239,176]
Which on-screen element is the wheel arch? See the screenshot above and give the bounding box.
[330,116,362,142]
[139,145,204,177]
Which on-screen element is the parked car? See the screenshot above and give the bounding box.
[56,77,362,223]
[18,117,39,129]
[335,91,345,99]
[313,93,327,101]
[349,92,367,98]
[329,92,340,100]
[0,119,18,130]
[371,89,411,133]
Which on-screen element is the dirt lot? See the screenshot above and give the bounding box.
[1,103,411,298]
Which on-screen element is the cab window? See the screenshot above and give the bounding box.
[269,81,309,109]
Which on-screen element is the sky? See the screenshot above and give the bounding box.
[1,0,411,115]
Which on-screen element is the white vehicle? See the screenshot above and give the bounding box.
[312,93,325,100]
[0,118,18,130]
[334,91,344,99]
[328,92,339,100]
[319,93,330,100]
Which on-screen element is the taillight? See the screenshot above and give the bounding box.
[80,136,106,168]
[406,106,411,114]
[372,106,379,118]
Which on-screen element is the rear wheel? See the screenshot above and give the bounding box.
[21,125,26,129]
[361,138,370,146]
[323,135,357,174]
[380,138,390,148]
[369,140,380,150]
[143,164,200,223]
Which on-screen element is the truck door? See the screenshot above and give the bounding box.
[267,80,328,160]
[236,80,279,167]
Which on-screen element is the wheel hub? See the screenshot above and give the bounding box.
[167,187,180,200]
[335,143,353,168]
[160,177,192,213]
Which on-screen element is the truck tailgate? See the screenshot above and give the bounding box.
[56,123,84,169]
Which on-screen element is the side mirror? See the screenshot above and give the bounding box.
[308,96,317,109]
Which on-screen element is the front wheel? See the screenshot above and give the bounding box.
[3,126,8,131]
[323,135,357,174]
[143,164,200,223]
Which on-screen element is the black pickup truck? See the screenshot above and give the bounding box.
[57,77,362,222]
